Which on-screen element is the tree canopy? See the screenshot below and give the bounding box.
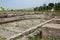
[34,3,60,11]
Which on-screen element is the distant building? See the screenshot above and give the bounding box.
[0,7,4,11]
[48,8,54,12]
[51,8,54,11]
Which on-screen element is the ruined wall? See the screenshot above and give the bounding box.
[0,12,55,18]
[42,27,60,38]
[0,12,55,23]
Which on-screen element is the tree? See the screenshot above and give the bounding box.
[54,3,60,10]
[43,4,47,10]
[38,6,43,11]
[48,3,54,7]
[34,7,39,11]
[48,3,54,9]
[11,9,13,11]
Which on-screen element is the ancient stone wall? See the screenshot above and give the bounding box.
[0,12,55,24]
[42,27,60,38]
[0,12,55,18]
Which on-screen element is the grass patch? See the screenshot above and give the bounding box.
[0,37,6,40]
[28,31,42,40]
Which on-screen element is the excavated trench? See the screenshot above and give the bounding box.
[0,12,54,40]
[0,19,45,40]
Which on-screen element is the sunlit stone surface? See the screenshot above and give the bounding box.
[0,19,45,40]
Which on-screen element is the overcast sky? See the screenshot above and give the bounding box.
[0,0,60,9]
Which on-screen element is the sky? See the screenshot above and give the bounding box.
[0,0,60,9]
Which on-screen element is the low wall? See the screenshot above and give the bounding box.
[0,15,43,24]
[0,12,42,18]
[42,27,60,38]
[0,12,55,18]
[0,12,55,24]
